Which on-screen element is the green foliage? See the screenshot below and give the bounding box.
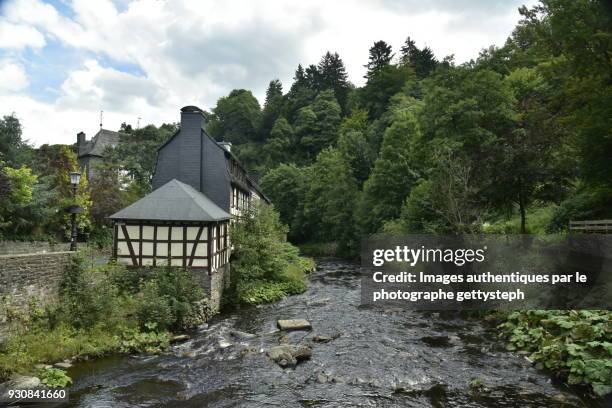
[208,89,262,144]
[133,267,206,331]
[39,367,72,388]
[260,163,310,240]
[304,148,358,251]
[498,310,612,396]
[228,202,312,305]
[300,90,342,158]
[360,110,420,233]
[0,257,206,382]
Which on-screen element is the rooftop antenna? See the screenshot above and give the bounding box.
[99,110,104,129]
[137,117,141,129]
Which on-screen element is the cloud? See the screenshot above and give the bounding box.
[0,0,533,146]
[0,60,29,91]
[0,21,46,49]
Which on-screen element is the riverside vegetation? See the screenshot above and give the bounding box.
[0,204,312,387]
[0,0,609,398]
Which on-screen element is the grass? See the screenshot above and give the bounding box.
[483,204,558,234]
[297,241,338,257]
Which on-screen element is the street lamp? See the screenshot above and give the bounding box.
[69,171,81,251]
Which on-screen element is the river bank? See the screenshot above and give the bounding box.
[61,259,603,407]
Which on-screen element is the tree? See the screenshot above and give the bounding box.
[260,163,310,241]
[112,123,177,195]
[304,148,358,251]
[419,65,516,208]
[398,147,483,233]
[359,111,420,233]
[300,90,341,158]
[317,51,352,112]
[364,40,394,80]
[35,145,91,239]
[400,37,438,79]
[515,0,612,188]
[337,109,373,184]
[0,164,37,238]
[208,89,262,144]
[0,114,32,167]
[496,67,571,232]
[263,117,294,167]
[88,155,127,226]
[260,79,284,141]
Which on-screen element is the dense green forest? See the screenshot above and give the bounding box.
[0,0,610,249]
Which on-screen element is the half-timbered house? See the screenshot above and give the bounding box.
[109,105,269,310]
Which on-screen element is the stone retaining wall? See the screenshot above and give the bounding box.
[0,251,73,331]
[0,241,70,255]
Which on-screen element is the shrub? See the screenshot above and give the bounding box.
[498,310,612,397]
[39,367,72,388]
[133,266,205,331]
[228,202,313,305]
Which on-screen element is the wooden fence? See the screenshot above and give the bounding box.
[569,220,612,234]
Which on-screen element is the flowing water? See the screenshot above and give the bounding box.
[64,259,602,407]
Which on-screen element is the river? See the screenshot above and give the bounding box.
[64,259,599,407]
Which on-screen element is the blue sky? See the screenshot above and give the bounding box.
[0,0,535,146]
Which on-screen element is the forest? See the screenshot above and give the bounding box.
[0,0,610,250]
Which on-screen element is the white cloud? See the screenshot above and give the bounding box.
[0,0,535,146]
[0,21,46,49]
[0,60,29,91]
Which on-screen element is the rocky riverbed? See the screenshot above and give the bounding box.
[62,259,601,407]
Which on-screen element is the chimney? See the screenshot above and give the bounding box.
[179,106,205,191]
[76,131,86,151]
[180,105,205,131]
[218,141,232,152]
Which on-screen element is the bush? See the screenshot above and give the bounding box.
[498,310,612,397]
[133,267,206,331]
[228,202,313,305]
[548,186,612,232]
[39,367,72,388]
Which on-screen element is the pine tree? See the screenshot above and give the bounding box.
[317,51,351,111]
[261,79,284,141]
[400,37,438,78]
[364,40,393,80]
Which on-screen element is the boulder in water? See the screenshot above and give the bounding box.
[170,334,191,343]
[0,375,41,397]
[277,319,312,331]
[230,330,256,340]
[267,344,312,367]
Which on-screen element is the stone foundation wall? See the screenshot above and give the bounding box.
[194,264,230,313]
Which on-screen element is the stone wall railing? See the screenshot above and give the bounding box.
[0,241,70,256]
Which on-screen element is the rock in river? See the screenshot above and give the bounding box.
[267,344,312,367]
[277,319,312,331]
[170,334,191,343]
[0,375,41,397]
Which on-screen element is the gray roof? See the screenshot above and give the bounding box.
[78,129,122,158]
[109,179,230,222]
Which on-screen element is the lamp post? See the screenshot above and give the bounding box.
[69,171,81,251]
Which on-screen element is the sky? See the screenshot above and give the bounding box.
[0,0,535,147]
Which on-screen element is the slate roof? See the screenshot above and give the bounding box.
[78,129,122,158]
[109,179,230,222]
